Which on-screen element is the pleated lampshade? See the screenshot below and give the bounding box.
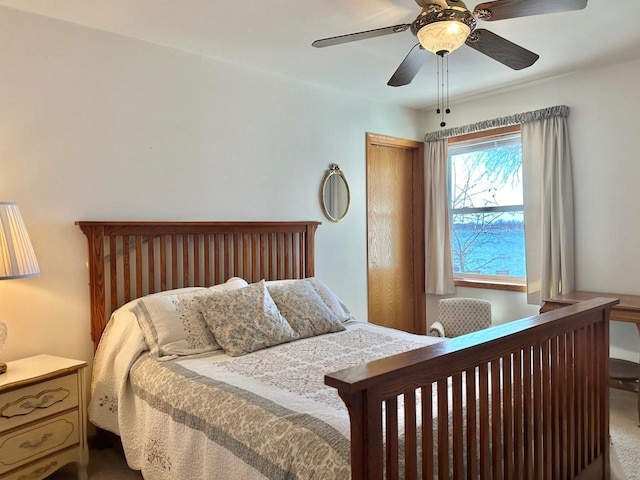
[0,202,40,279]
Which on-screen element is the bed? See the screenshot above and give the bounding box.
[77,220,616,480]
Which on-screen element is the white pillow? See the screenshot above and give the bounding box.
[132,277,248,359]
[101,286,205,349]
[197,280,298,357]
[266,277,353,322]
[266,280,345,339]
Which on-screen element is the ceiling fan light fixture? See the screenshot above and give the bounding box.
[417,20,471,55]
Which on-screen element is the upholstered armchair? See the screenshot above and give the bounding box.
[429,298,492,338]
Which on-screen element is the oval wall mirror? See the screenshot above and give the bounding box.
[321,164,350,222]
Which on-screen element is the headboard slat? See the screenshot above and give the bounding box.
[160,235,168,291]
[135,236,143,297]
[77,221,321,349]
[109,236,118,312]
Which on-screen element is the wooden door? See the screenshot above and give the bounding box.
[366,133,425,334]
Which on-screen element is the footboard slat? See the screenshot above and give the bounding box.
[550,336,561,480]
[512,350,523,479]
[542,340,552,479]
[386,396,399,479]
[367,395,384,478]
[478,363,490,479]
[437,378,448,479]
[491,359,502,480]
[452,374,463,479]
[325,298,617,480]
[567,331,576,478]
[576,327,585,471]
[533,343,543,479]
[421,384,433,480]
[502,354,513,480]
[592,324,599,459]
[465,367,477,480]
[404,390,418,480]
[558,333,568,478]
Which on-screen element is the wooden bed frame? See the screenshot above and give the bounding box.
[77,221,320,347]
[78,220,616,480]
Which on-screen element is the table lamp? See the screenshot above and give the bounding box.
[0,202,40,374]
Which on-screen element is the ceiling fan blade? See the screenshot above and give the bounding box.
[473,0,587,21]
[465,29,539,70]
[387,44,431,87]
[312,24,411,48]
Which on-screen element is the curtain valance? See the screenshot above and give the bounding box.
[424,105,569,142]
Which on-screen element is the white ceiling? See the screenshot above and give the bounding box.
[2,0,639,109]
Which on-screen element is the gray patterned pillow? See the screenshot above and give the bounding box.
[265,277,354,322]
[131,278,248,359]
[267,280,345,339]
[197,280,298,357]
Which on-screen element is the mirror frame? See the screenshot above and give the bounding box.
[320,164,351,222]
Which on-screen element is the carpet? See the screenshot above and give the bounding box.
[611,388,640,480]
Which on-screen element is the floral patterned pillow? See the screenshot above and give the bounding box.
[132,278,248,359]
[267,280,345,339]
[197,280,298,357]
[266,277,354,323]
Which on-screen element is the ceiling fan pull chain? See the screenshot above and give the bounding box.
[446,55,451,116]
[436,56,441,116]
[439,54,446,127]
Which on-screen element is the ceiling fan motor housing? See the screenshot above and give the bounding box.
[411,3,477,55]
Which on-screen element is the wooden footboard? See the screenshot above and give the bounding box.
[326,298,617,480]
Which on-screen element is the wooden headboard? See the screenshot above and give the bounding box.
[76,221,321,349]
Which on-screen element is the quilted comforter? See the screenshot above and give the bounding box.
[89,317,443,479]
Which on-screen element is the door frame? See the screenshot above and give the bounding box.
[366,133,426,334]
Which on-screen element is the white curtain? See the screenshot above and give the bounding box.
[423,105,574,302]
[424,139,455,295]
[522,114,575,304]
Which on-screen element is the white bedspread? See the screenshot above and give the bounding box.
[89,317,444,479]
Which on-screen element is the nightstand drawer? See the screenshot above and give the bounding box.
[0,410,79,475]
[0,374,78,431]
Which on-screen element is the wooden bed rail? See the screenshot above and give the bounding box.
[76,221,320,348]
[326,297,617,480]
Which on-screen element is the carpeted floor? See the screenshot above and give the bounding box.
[46,388,639,479]
[610,388,640,480]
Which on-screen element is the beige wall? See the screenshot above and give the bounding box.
[0,7,422,365]
[2,6,637,368]
[421,58,640,361]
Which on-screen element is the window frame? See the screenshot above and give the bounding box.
[447,125,526,292]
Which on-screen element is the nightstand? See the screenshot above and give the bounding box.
[0,355,88,480]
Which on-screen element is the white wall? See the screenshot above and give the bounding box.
[421,58,640,362]
[4,6,636,369]
[0,7,422,366]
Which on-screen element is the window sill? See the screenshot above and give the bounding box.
[454,278,526,293]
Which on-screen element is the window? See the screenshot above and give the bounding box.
[447,125,525,286]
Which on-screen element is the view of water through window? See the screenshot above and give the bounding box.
[451,215,526,277]
[448,132,526,279]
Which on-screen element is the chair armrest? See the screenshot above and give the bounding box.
[428,321,446,337]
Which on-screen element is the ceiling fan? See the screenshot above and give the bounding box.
[312,0,588,87]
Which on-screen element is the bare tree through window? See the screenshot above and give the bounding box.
[448,131,525,280]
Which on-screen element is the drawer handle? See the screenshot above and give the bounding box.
[1,387,70,418]
[21,393,55,411]
[23,394,55,409]
[19,433,54,449]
